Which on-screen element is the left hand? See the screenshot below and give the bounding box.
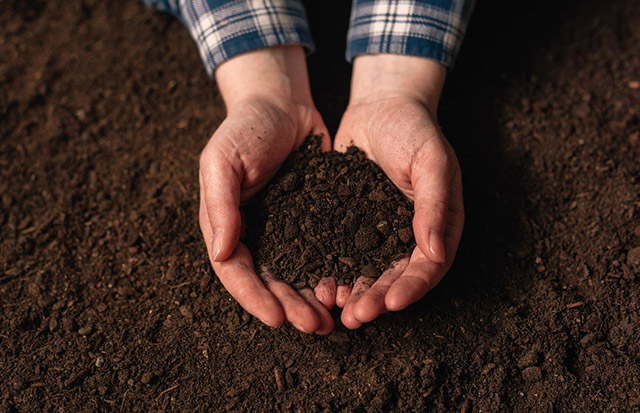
[333,54,465,329]
[199,46,336,334]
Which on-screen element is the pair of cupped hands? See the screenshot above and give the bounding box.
[198,46,464,334]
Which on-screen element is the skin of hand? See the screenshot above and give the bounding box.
[198,46,337,334]
[333,54,465,329]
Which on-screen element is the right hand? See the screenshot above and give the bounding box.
[199,46,336,334]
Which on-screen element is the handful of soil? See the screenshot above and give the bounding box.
[243,136,416,289]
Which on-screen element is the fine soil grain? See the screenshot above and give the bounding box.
[243,136,414,289]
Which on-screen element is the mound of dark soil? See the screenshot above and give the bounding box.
[243,136,415,289]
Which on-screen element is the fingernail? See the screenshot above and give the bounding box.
[260,318,278,328]
[429,230,446,262]
[213,236,223,262]
[292,323,310,333]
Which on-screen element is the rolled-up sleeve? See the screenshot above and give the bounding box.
[346,0,475,67]
[141,0,315,76]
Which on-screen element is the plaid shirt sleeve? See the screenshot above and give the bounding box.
[347,0,475,67]
[141,0,315,76]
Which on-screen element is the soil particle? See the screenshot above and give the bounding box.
[376,220,391,235]
[243,136,415,288]
[397,227,414,244]
[179,305,193,321]
[61,318,74,333]
[580,333,597,347]
[355,227,380,252]
[517,350,540,369]
[141,372,153,385]
[522,367,543,383]
[274,367,285,391]
[48,318,58,332]
[626,246,640,265]
[360,263,380,278]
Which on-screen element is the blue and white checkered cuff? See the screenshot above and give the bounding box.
[181,0,315,76]
[347,0,474,67]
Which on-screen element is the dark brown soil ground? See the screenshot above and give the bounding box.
[244,135,414,289]
[1,0,639,411]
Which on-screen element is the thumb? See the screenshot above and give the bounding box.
[411,147,454,264]
[299,110,331,153]
[199,149,242,263]
[318,129,332,153]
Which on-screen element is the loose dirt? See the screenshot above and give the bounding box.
[1,0,639,411]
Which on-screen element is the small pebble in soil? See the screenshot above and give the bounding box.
[243,135,415,289]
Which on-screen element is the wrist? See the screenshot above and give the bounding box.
[349,54,446,114]
[215,45,314,112]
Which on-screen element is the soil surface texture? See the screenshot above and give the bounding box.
[244,135,414,289]
[2,0,640,411]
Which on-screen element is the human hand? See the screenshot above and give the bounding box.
[333,55,464,328]
[198,46,336,334]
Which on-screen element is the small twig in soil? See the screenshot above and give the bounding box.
[158,384,179,397]
[272,251,286,263]
[120,390,128,412]
[168,281,192,289]
[566,301,584,309]
[274,367,285,391]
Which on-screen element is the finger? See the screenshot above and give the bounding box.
[385,247,445,312]
[203,238,284,327]
[445,168,465,261]
[199,150,242,263]
[299,288,335,335]
[311,110,332,152]
[412,146,454,263]
[294,111,331,152]
[258,268,320,334]
[320,130,332,152]
[352,257,410,323]
[314,277,337,310]
[336,284,352,308]
[314,123,332,153]
[340,277,376,329]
